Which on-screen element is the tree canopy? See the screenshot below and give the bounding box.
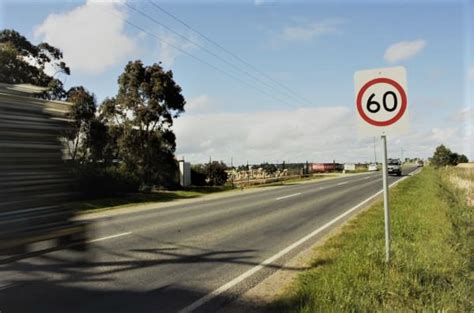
[0,29,70,99]
[64,86,97,162]
[431,145,469,167]
[192,161,229,186]
[1,29,189,193]
[100,60,186,185]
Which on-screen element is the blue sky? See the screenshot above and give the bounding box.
[1,0,472,164]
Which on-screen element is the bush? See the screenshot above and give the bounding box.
[432,144,469,167]
[72,164,140,199]
[191,162,228,186]
[191,165,207,186]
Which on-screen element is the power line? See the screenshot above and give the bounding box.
[105,8,294,107]
[125,2,305,107]
[148,0,314,107]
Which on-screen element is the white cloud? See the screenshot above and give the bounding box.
[186,94,213,113]
[173,105,473,165]
[174,106,369,164]
[33,0,137,74]
[384,39,426,63]
[278,18,345,43]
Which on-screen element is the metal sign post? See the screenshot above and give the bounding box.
[381,135,390,263]
[354,66,409,264]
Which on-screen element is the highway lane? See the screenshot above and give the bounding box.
[0,167,417,313]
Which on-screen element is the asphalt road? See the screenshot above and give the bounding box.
[0,167,417,313]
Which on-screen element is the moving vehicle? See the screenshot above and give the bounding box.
[0,83,88,255]
[387,159,402,176]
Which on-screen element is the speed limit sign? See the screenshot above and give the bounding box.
[354,66,409,135]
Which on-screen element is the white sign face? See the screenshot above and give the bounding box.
[354,66,409,136]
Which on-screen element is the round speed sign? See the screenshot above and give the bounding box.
[356,77,407,127]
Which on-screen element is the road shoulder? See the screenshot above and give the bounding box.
[222,168,421,313]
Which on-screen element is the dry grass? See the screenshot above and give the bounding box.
[445,167,474,206]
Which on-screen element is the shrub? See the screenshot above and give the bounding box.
[72,164,140,199]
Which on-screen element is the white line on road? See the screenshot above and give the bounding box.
[0,283,18,291]
[336,181,348,186]
[178,173,413,313]
[275,193,302,201]
[87,232,132,243]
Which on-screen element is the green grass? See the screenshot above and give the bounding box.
[67,185,233,213]
[272,167,473,312]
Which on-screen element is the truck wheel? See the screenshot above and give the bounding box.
[59,227,88,252]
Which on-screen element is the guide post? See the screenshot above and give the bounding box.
[354,66,409,263]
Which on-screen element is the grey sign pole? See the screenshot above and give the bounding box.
[381,135,391,263]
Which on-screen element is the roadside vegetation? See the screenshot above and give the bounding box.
[66,185,233,214]
[272,166,473,312]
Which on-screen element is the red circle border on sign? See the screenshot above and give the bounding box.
[356,77,407,127]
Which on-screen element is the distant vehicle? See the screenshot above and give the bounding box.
[368,163,378,171]
[387,159,402,176]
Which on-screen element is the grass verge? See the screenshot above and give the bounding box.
[67,185,233,213]
[272,167,473,312]
[70,173,341,213]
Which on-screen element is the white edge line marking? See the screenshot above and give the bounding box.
[337,181,348,186]
[0,283,17,291]
[87,232,132,243]
[178,173,413,313]
[275,193,302,201]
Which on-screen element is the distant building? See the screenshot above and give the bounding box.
[344,163,356,171]
[178,160,191,187]
[344,163,369,172]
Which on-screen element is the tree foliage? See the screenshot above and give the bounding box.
[259,162,278,174]
[191,165,208,186]
[64,86,97,162]
[100,60,186,185]
[191,162,229,186]
[2,29,189,195]
[204,161,229,186]
[0,29,70,99]
[431,145,469,167]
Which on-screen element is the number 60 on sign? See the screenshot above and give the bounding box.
[354,66,409,136]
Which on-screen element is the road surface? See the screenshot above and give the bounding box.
[0,167,417,313]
